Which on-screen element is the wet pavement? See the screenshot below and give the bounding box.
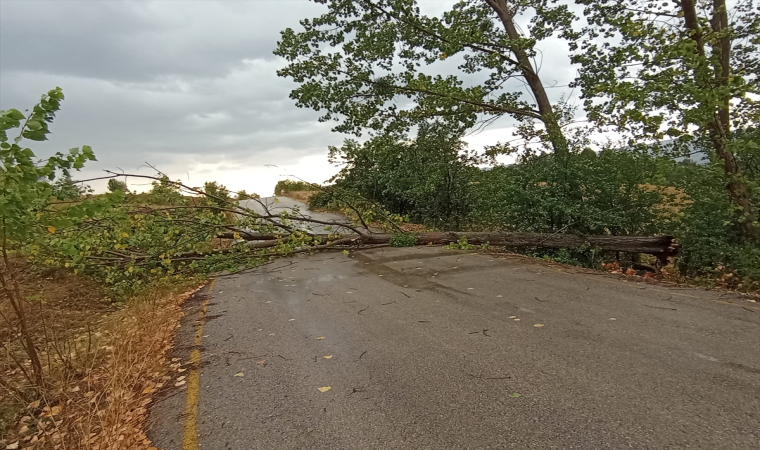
[149,247,760,450]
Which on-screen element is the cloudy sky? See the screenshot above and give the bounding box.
[0,0,577,195]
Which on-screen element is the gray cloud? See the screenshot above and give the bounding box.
[0,0,581,194]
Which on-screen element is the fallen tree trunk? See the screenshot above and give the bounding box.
[228,231,678,258]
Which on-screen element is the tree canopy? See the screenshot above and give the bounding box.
[275,0,579,155]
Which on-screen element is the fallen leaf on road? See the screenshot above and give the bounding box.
[513,318,520,321]
[510,393,522,398]
[316,336,325,340]
[609,318,617,321]
[142,387,154,394]
[496,295,503,298]
[257,360,267,365]
[467,288,474,290]
[6,442,19,449]
[269,333,276,336]
[175,380,187,386]
[265,301,271,303]
[317,386,332,393]
[234,372,244,377]
[508,316,516,319]
[347,291,353,294]
[533,324,544,328]
[176,376,186,382]
[324,355,333,359]
[289,318,295,321]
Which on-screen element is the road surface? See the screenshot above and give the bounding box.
[239,196,363,234]
[148,246,760,449]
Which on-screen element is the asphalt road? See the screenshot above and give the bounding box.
[239,196,362,234]
[149,247,760,450]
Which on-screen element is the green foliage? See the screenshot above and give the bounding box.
[389,233,418,247]
[0,89,325,300]
[236,189,259,200]
[444,236,474,250]
[662,159,760,286]
[274,179,313,195]
[275,0,578,155]
[0,88,97,245]
[326,122,479,229]
[52,174,90,200]
[572,0,760,237]
[473,150,663,235]
[147,175,183,205]
[309,186,405,231]
[527,244,604,269]
[107,178,129,193]
[203,181,231,206]
[573,0,759,145]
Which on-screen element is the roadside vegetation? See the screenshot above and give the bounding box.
[276,0,759,290]
[0,90,378,449]
[1,0,758,448]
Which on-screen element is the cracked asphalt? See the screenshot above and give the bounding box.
[148,246,760,450]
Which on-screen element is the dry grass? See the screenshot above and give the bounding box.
[280,190,318,203]
[1,263,203,450]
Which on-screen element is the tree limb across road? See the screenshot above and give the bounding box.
[221,230,679,259]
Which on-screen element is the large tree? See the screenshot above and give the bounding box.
[572,0,760,239]
[274,0,578,156]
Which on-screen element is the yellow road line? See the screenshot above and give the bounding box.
[182,278,215,450]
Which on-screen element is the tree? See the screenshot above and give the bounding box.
[572,0,760,239]
[107,178,129,193]
[0,88,96,385]
[52,173,88,200]
[327,121,480,228]
[203,181,231,207]
[274,0,578,156]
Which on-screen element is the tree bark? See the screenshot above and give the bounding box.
[231,231,679,258]
[680,0,759,239]
[484,0,569,155]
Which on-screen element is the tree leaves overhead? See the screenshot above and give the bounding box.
[571,0,760,238]
[572,0,759,145]
[274,0,577,153]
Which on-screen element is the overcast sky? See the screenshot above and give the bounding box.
[0,0,578,195]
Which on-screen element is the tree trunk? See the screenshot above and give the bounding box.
[484,0,569,155]
[227,231,679,258]
[680,0,759,239]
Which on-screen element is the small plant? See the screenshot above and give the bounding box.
[390,233,418,247]
[480,242,491,250]
[444,236,475,250]
[107,178,129,193]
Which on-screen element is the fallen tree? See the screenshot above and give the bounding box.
[224,231,679,260]
[66,172,678,271]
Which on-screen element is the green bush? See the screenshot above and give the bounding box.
[274,179,314,195]
[390,233,418,247]
[472,150,662,236]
